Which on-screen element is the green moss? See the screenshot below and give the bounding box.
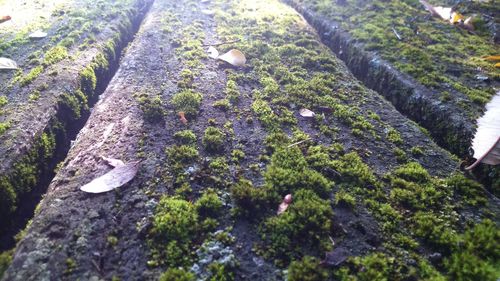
[207,263,234,281]
[231,178,268,218]
[137,94,164,123]
[225,80,240,104]
[171,90,203,117]
[213,99,231,111]
[0,122,10,135]
[392,162,430,184]
[445,173,487,206]
[334,189,356,208]
[0,178,16,216]
[159,268,195,281]
[195,189,223,218]
[410,146,424,156]
[0,250,12,278]
[43,46,68,66]
[65,258,76,274]
[0,96,7,107]
[107,235,118,247]
[80,66,97,95]
[166,145,199,164]
[261,189,333,261]
[231,149,245,162]
[287,256,328,281]
[331,152,379,188]
[339,252,393,281]
[58,90,89,121]
[178,69,194,89]
[202,126,225,153]
[386,127,403,144]
[393,147,407,162]
[20,65,44,87]
[209,157,229,174]
[412,211,458,251]
[174,130,197,145]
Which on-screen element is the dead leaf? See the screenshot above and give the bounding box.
[495,63,500,68]
[207,46,219,59]
[101,156,125,168]
[483,55,500,62]
[0,16,11,24]
[419,0,451,20]
[466,93,500,169]
[0,58,18,70]
[217,49,246,67]
[81,161,140,193]
[277,194,292,215]
[29,30,48,39]
[449,12,464,24]
[178,111,188,125]
[299,108,315,117]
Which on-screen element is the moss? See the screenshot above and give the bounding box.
[410,146,424,156]
[0,250,12,279]
[202,126,225,153]
[137,94,165,123]
[393,147,407,162]
[58,90,89,121]
[80,66,97,95]
[20,65,44,87]
[195,189,223,218]
[231,149,245,163]
[107,235,118,247]
[174,130,197,145]
[334,189,356,208]
[0,96,7,107]
[207,263,235,281]
[386,127,403,144]
[65,258,77,274]
[331,152,379,188]
[213,99,231,111]
[392,162,430,184]
[171,90,203,117]
[287,256,329,281]
[445,173,487,206]
[177,69,194,89]
[28,90,41,101]
[166,145,199,164]
[159,268,195,281]
[231,178,269,218]
[341,252,394,281]
[225,80,240,104]
[43,46,68,66]
[0,122,10,135]
[412,211,458,251]
[209,157,229,174]
[0,178,16,216]
[261,189,333,261]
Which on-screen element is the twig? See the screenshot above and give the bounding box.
[287,138,311,148]
[392,27,402,41]
[202,39,241,47]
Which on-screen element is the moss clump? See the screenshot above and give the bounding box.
[208,157,229,174]
[445,173,486,206]
[137,95,164,123]
[166,145,199,164]
[0,250,12,278]
[225,80,240,104]
[80,66,97,95]
[43,46,68,66]
[177,69,194,89]
[287,256,328,281]
[331,152,379,188]
[0,179,16,216]
[174,130,197,145]
[231,149,245,162]
[337,252,393,281]
[20,65,44,87]
[0,122,10,135]
[172,90,202,117]
[261,189,333,261]
[195,189,223,219]
[264,147,332,199]
[231,178,268,218]
[159,268,195,281]
[151,197,198,267]
[412,211,458,251]
[58,90,89,121]
[202,127,225,152]
[213,99,231,111]
[386,127,403,144]
[392,162,430,184]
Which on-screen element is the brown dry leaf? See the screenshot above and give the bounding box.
[466,93,500,169]
[299,108,315,117]
[217,49,246,67]
[484,55,500,62]
[0,57,18,70]
[80,161,140,193]
[178,111,188,125]
[0,15,11,24]
[495,63,500,68]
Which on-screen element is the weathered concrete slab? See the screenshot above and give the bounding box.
[0,0,152,247]
[3,0,498,280]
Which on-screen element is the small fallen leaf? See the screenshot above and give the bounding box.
[420,0,451,20]
[0,58,18,70]
[178,111,188,125]
[299,108,315,117]
[81,161,140,193]
[0,15,11,24]
[217,49,246,67]
[101,156,125,168]
[495,63,500,68]
[483,55,500,62]
[207,46,219,59]
[449,12,463,24]
[277,194,292,215]
[466,93,500,169]
[29,30,48,39]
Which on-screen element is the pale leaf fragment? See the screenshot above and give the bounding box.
[277,194,292,215]
[101,156,125,168]
[81,161,140,193]
[207,46,219,59]
[420,0,452,20]
[217,49,246,66]
[0,57,18,70]
[466,93,500,169]
[299,108,315,117]
[29,30,47,39]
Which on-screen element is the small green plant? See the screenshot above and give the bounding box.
[174,130,197,145]
[230,178,268,218]
[213,99,231,111]
[0,250,12,278]
[43,46,68,66]
[137,95,164,123]
[209,157,229,174]
[386,127,403,144]
[159,268,195,281]
[287,256,329,281]
[334,189,356,208]
[166,145,199,164]
[172,90,202,117]
[231,149,245,162]
[202,127,225,152]
[195,189,223,218]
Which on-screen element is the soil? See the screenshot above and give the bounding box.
[1,0,499,280]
